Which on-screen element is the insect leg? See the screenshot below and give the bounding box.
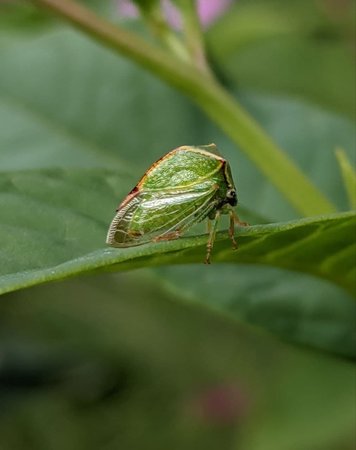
[153,230,181,242]
[229,210,237,249]
[232,210,249,227]
[205,210,221,265]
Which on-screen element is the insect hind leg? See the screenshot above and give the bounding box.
[229,210,237,249]
[229,209,249,251]
[205,210,221,264]
[232,210,249,227]
[153,230,181,242]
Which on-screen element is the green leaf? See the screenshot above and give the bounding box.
[0,1,51,31]
[0,0,111,37]
[0,29,355,357]
[336,148,356,210]
[157,264,356,359]
[0,168,354,296]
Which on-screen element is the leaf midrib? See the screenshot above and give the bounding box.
[0,211,354,296]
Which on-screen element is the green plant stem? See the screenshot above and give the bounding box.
[178,0,213,76]
[140,5,191,63]
[31,0,337,216]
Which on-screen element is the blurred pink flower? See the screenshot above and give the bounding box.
[117,0,138,18]
[117,0,233,28]
[187,382,249,426]
[197,0,233,27]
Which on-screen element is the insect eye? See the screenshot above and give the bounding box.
[226,189,237,206]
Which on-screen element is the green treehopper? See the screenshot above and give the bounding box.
[106,144,246,263]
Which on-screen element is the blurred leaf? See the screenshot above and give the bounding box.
[0,1,52,31]
[0,275,355,450]
[336,148,356,209]
[0,28,354,221]
[0,0,112,32]
[208,0,356,118]
[0,168,354,297]
[157,264,356,358]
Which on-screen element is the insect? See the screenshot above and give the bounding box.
[106,144,246,264]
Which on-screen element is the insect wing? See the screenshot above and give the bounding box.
[141,185,219,242]
[106,184,219,247]
[106,192,142,246]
